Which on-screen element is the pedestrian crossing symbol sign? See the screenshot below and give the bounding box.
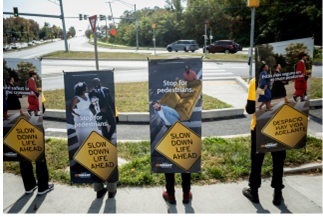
[155,121,201,171]
[74,131,118,181]
[261,104,308,148]
[3,118,44,161]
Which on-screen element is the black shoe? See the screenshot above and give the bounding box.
[37,184,54,195]
[108,190,117,198]
[25,184,38,195]
[97,188,107,199]
[242,187,259,203]
[27,109,33,117]
[273,190,283,206]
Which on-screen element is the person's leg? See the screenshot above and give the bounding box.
[107,182,117,198]
[258,102,265,110]
[181,173,191,195]
[35,160,50,192]
[271,150,286,205]
[94,183,105,192]
[19,161,37,192]
[165,173,175,196]
[20,109,25,116]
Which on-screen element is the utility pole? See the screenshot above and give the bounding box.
[152,24,156,55]
[209,27,213,44]
[108,2,115,47]
[59,0,68,52]
[204,19,209,58]
[247,0,260,82]
[134,4,139,50]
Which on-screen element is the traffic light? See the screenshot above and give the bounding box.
[99,15,105,21]
[13,7,19,17]
[84,15,88,20]
[108,16,112,21]
[203,19,209,25]
[79,14,83,21]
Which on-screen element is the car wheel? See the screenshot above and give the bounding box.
[225,49,230,54]
[167,48,172,52]
[191,50,195,52]
[175,50,178,52]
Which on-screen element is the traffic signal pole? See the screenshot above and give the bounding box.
[135,4,139,50]
[204,23,207,58]
[248,7,255,83]
[59,0,68,52]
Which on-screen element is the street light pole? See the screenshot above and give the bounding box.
[204,23,207,58]
[135,4,139,50]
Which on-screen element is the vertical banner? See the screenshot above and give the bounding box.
[255,37,314,153]
[149,59,202,173]
[3,58,44,162]
[64,70,118,183]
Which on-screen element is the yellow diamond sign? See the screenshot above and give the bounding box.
[155,121,201,171]
[74,131,118,181]
[3,118,44,161]
[261,104,308,148]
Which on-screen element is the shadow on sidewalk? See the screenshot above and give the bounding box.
[167,203,177,213]
[7,193,34,213]
[25,194,47,213]
[276,200,292,213]
[184,201,195,213]
[88,197,116,213]
[252,203,270,213]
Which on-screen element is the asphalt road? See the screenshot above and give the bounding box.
[44,108,322,140]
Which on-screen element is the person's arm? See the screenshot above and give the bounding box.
[27,79,36,96]
[169,107,183,121]
[105,88,116,115]
[245,79,256,114]
[192,70,197,80]
[69,97,81,116]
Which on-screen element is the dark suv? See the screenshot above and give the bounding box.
[166,40,199,52]
[204,40,242,54]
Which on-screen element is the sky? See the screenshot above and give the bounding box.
[2,0,170,36]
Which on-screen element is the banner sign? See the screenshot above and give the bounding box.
[64,70,118,183]
[255,37,314,153]
[149,59,202,173]
[3,58,44,161]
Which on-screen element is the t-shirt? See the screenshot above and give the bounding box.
[183,70,197,81]
[157,110,171,126]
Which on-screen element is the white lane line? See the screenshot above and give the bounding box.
[45,128,67,132]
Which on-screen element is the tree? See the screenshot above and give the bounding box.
[284,43,313,75]
[16,61,41,91]
[69,26,76,37]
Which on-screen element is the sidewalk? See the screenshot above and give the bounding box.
[3,173,321,213]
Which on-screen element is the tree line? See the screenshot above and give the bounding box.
[102,0,322,48]
[3,17,76,44]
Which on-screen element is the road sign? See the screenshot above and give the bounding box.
[110,29,116,36]
[204,19,209,24]
[89,15,97,33]
[135,20,139,27]
[90,34,93,38]
[152,24,156,29]
[3,118,44,161]
[53,35,55,38]
[155,121,201,171]
[73,131,118,181]
[261,104,308,148]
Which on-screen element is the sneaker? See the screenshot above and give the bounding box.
[108,190,117,198]
[163,191,176,204]
[96,188,107,199]
[183,192,192,204]
[25,184,38,195]
[273,190,283,206]
[292,96,299,103]
[27,109,33,117]
[242,187,259,203]
[37,184,54,195]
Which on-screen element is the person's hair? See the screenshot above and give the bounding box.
[259,64,267,73]
[274,63,280,69]
[299,53,307,60]
[8,77,14,82]
[74,82,87,96]
[93,78,101,82]
[151,101,160,106]
[30,73,35,77]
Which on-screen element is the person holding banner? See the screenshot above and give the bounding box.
[27,71,40,116]
[293,52,308,102]
[243,78,286,206]
[257,64,272,111]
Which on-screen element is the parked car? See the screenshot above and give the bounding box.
[204,40,242,54]
[11,44,18,49]
[28,42,33,46]
[3,45,10,51]
[40,39,43,42]
[32,40,38,44]
[166,40,199,52]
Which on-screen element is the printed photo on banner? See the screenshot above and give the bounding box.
[255,37,314,153]
[64,71,118,183]
[3,58,45,162]
[149,58,202,173]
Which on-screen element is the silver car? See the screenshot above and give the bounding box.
[166,40,199,52]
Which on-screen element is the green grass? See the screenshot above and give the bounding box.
[92,39,165,50]
[311,78,322,99]
[3,136,322,187]
[41,51,170,59]
[43,81,232,111]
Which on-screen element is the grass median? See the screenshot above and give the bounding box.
[43,81,232,111]
[3,136,322,187]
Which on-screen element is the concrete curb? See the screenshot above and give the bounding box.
[283,163,322,174]
[44,108,245,122]
[313,61,322,66]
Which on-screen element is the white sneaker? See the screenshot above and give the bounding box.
[37,184,54,195]
[25,185,38,194]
